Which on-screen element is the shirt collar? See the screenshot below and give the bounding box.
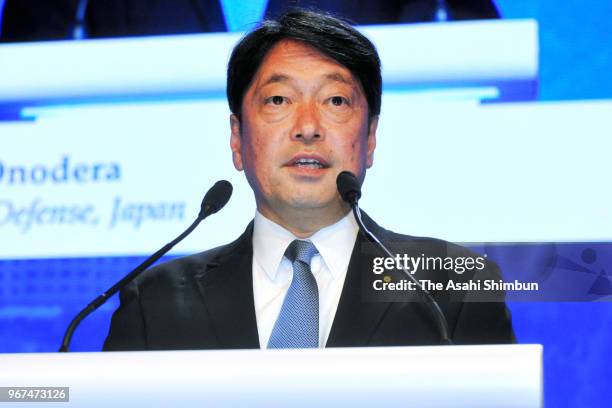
[252,210,359,282]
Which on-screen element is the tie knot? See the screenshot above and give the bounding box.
[285,240,318,265]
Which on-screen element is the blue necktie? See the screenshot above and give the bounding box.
[268,240,319,349]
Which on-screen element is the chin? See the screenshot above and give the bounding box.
[287,198,328,210]
[287,192,341,211]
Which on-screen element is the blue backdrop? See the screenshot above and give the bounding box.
[493,2,612,407]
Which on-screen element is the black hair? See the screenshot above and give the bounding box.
[226,8,382,120]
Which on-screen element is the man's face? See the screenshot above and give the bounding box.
[230,39,377,223]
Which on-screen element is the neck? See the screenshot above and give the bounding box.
[257,202,350,238]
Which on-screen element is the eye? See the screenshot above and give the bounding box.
[266,95,286,105]
[329,96,349,107]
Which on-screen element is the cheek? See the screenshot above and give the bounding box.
[241,123,266,161]
[349,141,358,162]
[347,114,369,147]
[241,126,279,180]
[344,129,369,163]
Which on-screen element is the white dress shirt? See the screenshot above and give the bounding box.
[252,210,359,348]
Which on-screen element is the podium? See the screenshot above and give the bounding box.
[1,345,542,407]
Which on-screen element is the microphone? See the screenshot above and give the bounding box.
[200,179,233,217]
[336,171,452,345]
[59,180,233,352]
[337,171,361,204]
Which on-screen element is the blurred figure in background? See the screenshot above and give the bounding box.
[0,0,226,41]
[266,0,499,24]
[1,0,499,42]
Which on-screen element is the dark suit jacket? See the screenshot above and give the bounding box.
[103,212,515,350]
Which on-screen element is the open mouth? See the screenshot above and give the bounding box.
[291,158,328,169]
[286,154,330,170]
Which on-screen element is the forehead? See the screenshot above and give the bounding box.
[249,39,358,90]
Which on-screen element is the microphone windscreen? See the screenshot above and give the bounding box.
[200,180,233,216]
[336,171,362,204]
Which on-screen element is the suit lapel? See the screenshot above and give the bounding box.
[192,212,399,349]
[326,212,394,347]
[194,222,260,349]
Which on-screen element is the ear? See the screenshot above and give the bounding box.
[230,114,244,171]
[366,115,378,168]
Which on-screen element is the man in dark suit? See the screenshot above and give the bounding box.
[104,9,514,351]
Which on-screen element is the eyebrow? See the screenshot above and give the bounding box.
[323,72,355,86]
[260,74,292,88]
[258,72,356,89]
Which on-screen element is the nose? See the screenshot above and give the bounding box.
[291,102,323,142]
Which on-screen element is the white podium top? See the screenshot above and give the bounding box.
[1,345,542,408]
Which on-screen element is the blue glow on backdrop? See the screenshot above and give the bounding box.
[496,0,612,100]
[220,0,268,31]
